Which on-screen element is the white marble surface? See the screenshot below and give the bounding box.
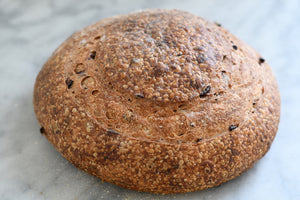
[0,0,299,199]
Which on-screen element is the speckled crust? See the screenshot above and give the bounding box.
[33,10,280,194]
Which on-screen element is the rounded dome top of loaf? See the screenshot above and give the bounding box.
[92,10,258,103]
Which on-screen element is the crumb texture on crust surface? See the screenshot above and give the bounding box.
[33,9,280,193]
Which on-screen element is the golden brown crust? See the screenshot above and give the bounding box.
[33,9,280,193]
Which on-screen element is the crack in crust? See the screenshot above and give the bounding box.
[60,10,268,143]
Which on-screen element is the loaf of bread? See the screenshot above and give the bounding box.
[33,9,280,193]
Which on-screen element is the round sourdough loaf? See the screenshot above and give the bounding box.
[33,9,280,193]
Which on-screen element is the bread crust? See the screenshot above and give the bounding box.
[33,9,280,193]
